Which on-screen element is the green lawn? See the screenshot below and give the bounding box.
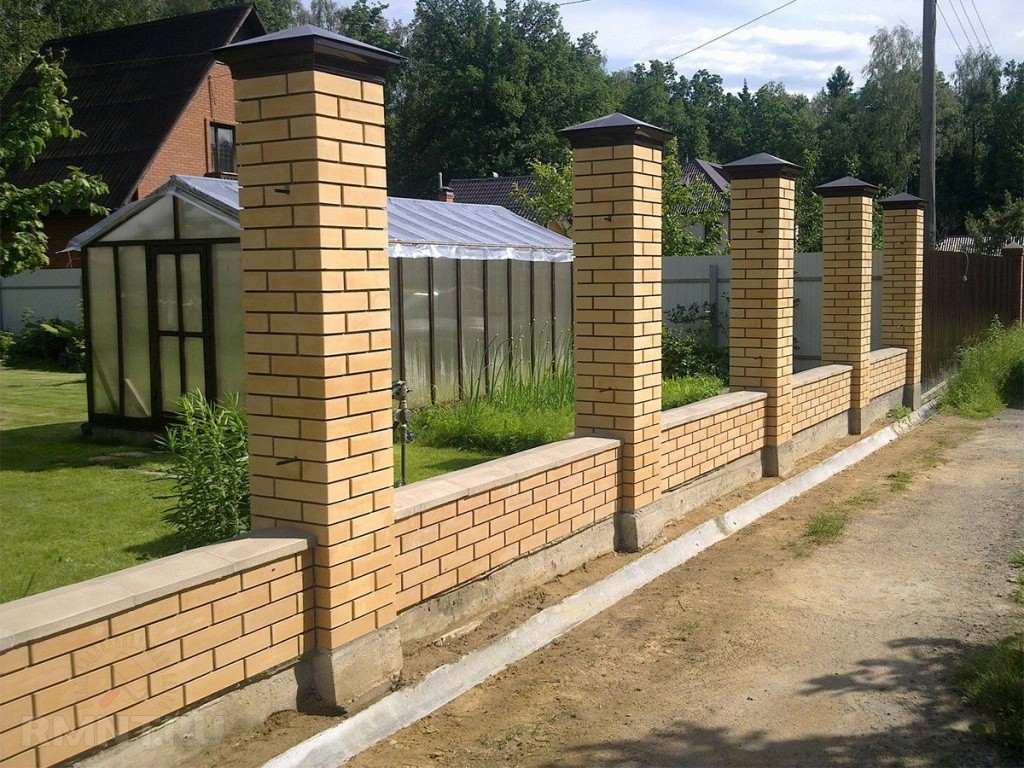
[0,367,496,602]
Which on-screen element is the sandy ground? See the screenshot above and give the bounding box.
[188,409,1024,768]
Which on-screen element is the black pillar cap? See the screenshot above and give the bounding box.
[215,24,404,83]
[879,192,925,210]
[721,152,801,180]
[815,175,878,198]
[559,112,674,150]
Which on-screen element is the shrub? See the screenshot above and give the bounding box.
[662,375,725,409]
[6,310,85,370]
[941,321,1024,419]
[158,392,250,547]
[0,331,14,363]
[662,302,728,380]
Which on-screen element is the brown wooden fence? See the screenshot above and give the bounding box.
[922,249,1024,389]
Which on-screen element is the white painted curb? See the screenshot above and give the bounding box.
[263,400,938,768]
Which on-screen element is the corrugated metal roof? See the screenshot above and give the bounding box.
[66,176,574,259]
[1,7,264,208]
[447,176,539,221]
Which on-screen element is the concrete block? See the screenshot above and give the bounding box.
[903,382,922,410]
[311,623,402,711]
[847,406,866,435]
[761,441,795,478]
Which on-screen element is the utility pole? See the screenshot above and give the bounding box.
[921,0,937,248]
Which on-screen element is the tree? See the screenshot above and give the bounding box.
[294,0,404,51]
[825,65,854,98]
[509,152,573,236]
[387,0,613,196]
[965,193,1024,254]
[0,55,107,277]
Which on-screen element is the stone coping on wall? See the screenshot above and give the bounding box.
[393,436,622,521]
[870,347,907,363]
[0,529,314,651]
[792,363,854,388]
[661,390,768,431]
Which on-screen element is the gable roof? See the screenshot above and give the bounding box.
[681,158,730,215]
[1,6,265,209]
[447,176,539,222]
[66,176,574,262]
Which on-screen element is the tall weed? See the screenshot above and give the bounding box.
[942,321,1024,418]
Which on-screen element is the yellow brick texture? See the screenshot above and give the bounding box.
[234,67,397,645]
[792,368,853,433]
[869,350,908,399]
[728,176,796,447]
[0,556,311,768]
[391,448,621,611]
[571,143,663,512]
[821,194,873,409]
[881,208,924,386]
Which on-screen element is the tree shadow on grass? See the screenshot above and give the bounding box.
[0,422,166,472]
[123,530,191,563]
[537,637,1020,768]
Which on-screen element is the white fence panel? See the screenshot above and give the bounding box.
[0,269,83,331]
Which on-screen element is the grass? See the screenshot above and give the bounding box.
[954,633,1024,752]
[1009,552,1024,605]
[886,470,912,492]
[789,492,876,556]
[886,404,911,422]
[662,375,726,409]
[0,367,180,602]
[941,321,1024,419]
[0,367,497,602]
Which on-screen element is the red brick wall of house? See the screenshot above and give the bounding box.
[39,213,105,269]
[137,62,237,198]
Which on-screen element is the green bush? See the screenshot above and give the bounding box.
[6,311,85,370]
[158,392,250,547]
[941,321,1024,418]
[662,375,725,409]
[954,633,1024,751]
[662,302,728,380]
[0,331,14,363]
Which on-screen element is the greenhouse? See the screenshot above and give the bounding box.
[67,175,574,431]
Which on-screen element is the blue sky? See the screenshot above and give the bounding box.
[378,0,1023,95]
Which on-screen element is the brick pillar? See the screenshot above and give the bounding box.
[817,176,878,434]
[722,153,801,478]
[217,28,405,708]
[880,192,925,408]
[560,113,672,552]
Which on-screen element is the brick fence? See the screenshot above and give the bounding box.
[0,28,925,768]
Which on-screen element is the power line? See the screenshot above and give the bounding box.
[966,0,995,52]
[555,0,601,6]
[955,0,985,49]
[937,1,966,57]
[667,0,799,63]
[944,0,974,52]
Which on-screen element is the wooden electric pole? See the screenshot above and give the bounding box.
[921,0,937,248]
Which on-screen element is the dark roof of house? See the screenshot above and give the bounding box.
[1,6,265,208]
[447,176,539,222]
[681,158,730,215]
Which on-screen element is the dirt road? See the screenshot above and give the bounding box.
[193,409,1024,768]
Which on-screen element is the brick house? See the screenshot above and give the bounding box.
[1,6,266,269]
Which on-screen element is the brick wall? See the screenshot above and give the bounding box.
[869,348,908,400]
[137,63,237,199]
[660,391,767,492]
[0,533,312,768]
[39,213,104,270]
[391,438,620,612]
[792,365,853,434]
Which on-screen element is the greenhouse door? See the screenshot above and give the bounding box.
[148,247,216,415]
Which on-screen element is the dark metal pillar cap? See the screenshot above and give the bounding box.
[215,24,404,83]
[721,152,801,180]
[815,175,878,198]
[879,192,926,210]
[559,112,674,150]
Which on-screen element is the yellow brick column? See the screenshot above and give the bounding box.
[560,113,672,552]
[721,153,801,477]
[217,28,405,708]
[817,176,877,434]
[880,192,925,408]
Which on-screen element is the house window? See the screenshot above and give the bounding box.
[210,124,236,176]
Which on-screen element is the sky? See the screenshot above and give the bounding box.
[378,0,1024,95]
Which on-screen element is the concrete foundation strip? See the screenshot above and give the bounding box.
[263,402,936,768]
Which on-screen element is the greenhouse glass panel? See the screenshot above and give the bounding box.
[432,259,458,402]
[99,195,173,241]
[553,262,573,347]
[458,260,485,390]
[400,259,430,404]
[156,254,179,331]
[88,248,118,415]
[178,200,237,240]
[510,260,533,372]
[118,247,151,417]
[160,337,182,412]
[179,253,203,334]
[184,337,206,397]
[485,261,509,378]
[532,261,553,369]
[212,244,245,400]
